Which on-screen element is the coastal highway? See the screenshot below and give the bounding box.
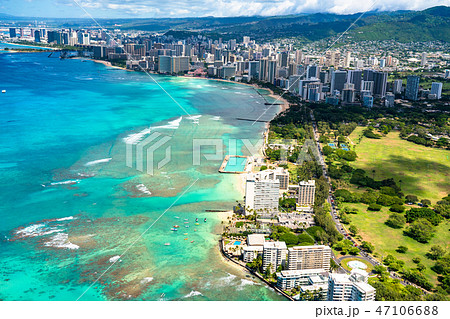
[309,110,430,293]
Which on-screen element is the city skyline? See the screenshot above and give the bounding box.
[1,0,449,19]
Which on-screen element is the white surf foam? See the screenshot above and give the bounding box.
[84,158,112,166]
[50,179,80,186]
[140,277,154,284]
[187,115,202,124]
[109,255,121,263]
[15,223,67,238]
[44,233,79,250]
[123,127,152,144]
[55,216,75,222]
[216,273,237,286]
[78,172,95,177]
[152,117,183,130]
[16,224,45,237]
[123,117,182,145]
[136,184,151,195]
[240,279,260,287]
[183,290,203,298]
[210,116,221,121]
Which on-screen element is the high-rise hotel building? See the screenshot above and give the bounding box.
[298,180,316,207]
[245,172,280,214]
[287,245,332,271]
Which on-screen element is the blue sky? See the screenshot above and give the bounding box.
[1,0,448,18]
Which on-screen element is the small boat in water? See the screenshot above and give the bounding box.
[191,240,194,243]
[174,225,180,228]
[171,228,178,231]
[1,90,5,93]
[184,238,188,240]
[185,225,190,228]
[204,218,207,222]
[195,218,198,222]
[183,233,188,235]
[195,223,199,225]
[164,243,171,246]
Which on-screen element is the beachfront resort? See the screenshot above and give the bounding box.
[218,152,376,301]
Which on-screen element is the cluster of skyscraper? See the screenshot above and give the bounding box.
[8,28,446,105]
[9,27,92,46]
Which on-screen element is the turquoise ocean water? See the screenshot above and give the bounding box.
[0,48,285,301]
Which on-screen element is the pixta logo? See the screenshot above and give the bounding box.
[125,132,172,175]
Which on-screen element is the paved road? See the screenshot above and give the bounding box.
[310,111,379,265]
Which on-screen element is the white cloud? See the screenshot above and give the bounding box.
[56,0,450,18]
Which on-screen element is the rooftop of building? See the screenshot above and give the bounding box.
[299,179,315,186]
[277,268,327,278]
[242,245,264,252]
[329,273,353,284]
[247,233,265,246]
[263,241,287,249]
[353,281,376,293]
[288,244,331,251]
[309,274,328,284]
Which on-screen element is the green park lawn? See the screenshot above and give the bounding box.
[343,202,450,286]
[347,129,450,203]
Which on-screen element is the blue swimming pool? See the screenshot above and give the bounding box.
[233,241,241,245]
[224,156,247,172]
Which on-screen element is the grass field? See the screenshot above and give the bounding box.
[339,128,450,287]
[347,129,450,203]
[343,203,450,286]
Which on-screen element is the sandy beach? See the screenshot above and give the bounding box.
[217,210,233,223]
[182,75,290,114]
[72,57,131,71]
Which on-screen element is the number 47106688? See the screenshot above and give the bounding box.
[375,306,438,316]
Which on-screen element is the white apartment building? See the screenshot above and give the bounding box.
[299,274,329,301]
[298,180,316,207]
[245,173,280,215]
[243,246,264,263]
[328,269,376,301]
[242,234,266,263]
[276,269,326,290]
[258,167,290,191]
[287,245,332,271]
[263,241,287,272]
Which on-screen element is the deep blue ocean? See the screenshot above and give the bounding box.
[0,47,284,300]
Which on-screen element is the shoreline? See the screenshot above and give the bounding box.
[76,56,291,115]
[2,42,56,51]
[71,57,130,71]
[218,238,294,301]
